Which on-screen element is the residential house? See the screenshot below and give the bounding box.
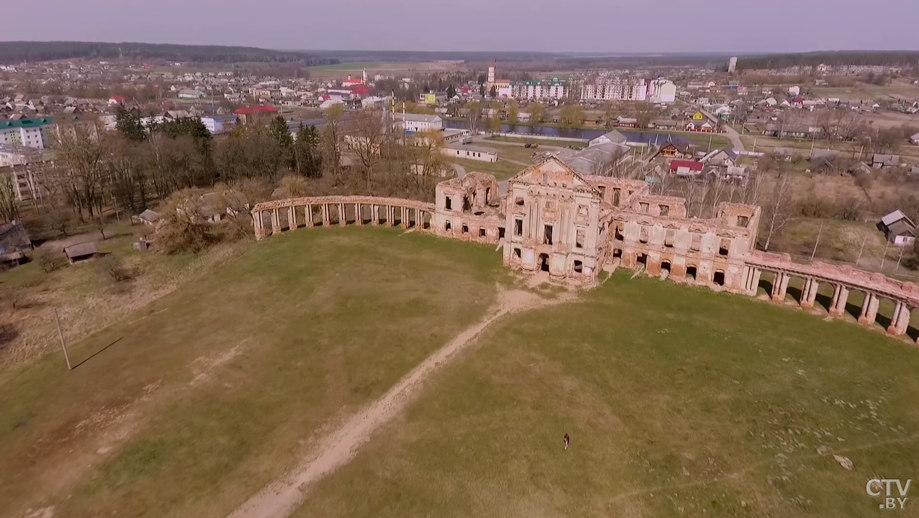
[589,130,628,147]
[178,89,206,100]
[132,209,162,226]
[685,120,714,132]
[871,154,900,169]
[0,220,32,268]
[654,141,694,159]
[910,132,919,145]
[200,115,237,134]
[651,120,678,130]
[616,117,639,128]
[669,159,704,177]
[879,210,917,245]
[701,148,738,167]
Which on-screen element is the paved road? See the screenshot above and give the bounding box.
[683,102,746,152]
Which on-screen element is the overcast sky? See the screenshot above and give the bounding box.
[4,0,918,53]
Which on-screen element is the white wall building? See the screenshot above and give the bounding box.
[393,113,444,133]
[648,79,677,103]
[442,144,498,162]
[580,78,649,101]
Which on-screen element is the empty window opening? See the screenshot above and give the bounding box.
[639,202,649,213]
[639,227,649,244]
[498,227,505,239]
[445,221,452,231]
[574,260,583,273]
[613,189,621,206]
[719,238,730,257]
[714,271,726,286]
[463,197,471,211]
[614,225,624,241]
[543,225,554,245]
[637,253,648,265]
[479,227,486,238]
[665,230,675,248]
[576,229,586,249]
[514,219,523,236]
[513,248,522,258]
[598,185,607,199]
[445,197,452,210]
[515,197,525,206]
[687,266,698,280]
[661,261,672,273]
[462,224,469,234]
[613,248,623,258]
[737,215,749,228]
[659,205,670,216]
[690,234,702,251]
[539,253,550,272]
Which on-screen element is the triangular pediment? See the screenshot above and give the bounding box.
[508,157,599,193]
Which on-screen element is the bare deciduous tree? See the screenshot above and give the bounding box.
[761,172,796,251]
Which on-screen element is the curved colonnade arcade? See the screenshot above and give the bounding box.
[252,196,436,238]
[252,171,919,345]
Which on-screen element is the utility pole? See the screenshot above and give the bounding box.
[53,308,72,371]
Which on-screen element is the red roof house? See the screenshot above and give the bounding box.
[233,105,278,115]
[669,160,704,175]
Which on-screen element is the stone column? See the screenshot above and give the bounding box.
[771,272,785,302]
[887,302,909,335]
[254,211,264,240]
[858,293,877,324]
[271,208,280,235]
[387,206,395,227]
[750,268,762,296]
[306,205,314,228]
[356,204,363,225]
[322,204,330,226]
[339,203,347,227]
[401,207,409,229]
[829,285,849,316]
[371,205,378,225]
[288,207,296,230]
[805,280,819,308]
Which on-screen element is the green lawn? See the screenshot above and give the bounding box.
[486,136,588,149]
[293,272,919,518]
[451,157,527,181]
[0,227,505,518]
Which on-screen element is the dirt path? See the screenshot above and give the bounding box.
[227,287,570,518]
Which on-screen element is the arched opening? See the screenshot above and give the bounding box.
[573,260,583,273]
[539,253,550,272]
[637,253,647,265]
[687,266,697,280]
[714,270,725,286]
[661,261,671,273]
[445,221,452,232]
[613,248,622,258]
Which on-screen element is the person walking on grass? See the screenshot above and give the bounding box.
[564,433,570,450]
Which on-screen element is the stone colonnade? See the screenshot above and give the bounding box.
[741,263,915,340]
[252,196,436,240]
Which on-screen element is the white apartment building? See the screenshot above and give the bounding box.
[580,78,648,101]
[0,117,53,150]
[648,79,677,103]
[511,80,567,100]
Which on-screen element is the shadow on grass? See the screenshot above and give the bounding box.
[758,278,774,297]
[787,285,803,305]
[72,337,123,370]
[815,292,834,312]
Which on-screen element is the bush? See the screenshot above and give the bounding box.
[32,248,65,273]
[96,255,133,283]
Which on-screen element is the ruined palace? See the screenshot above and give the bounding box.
[251,157,919,342]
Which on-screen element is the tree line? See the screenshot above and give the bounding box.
[737,51,919,71]
[0,41,340,65]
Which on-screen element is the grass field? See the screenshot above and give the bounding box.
[451,156,527,181]
[0,228,505,518]
[486,135,588,149]
[811,80,919,102]
[292,272,919,518]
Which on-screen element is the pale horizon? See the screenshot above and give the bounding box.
[4,0,919,54]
